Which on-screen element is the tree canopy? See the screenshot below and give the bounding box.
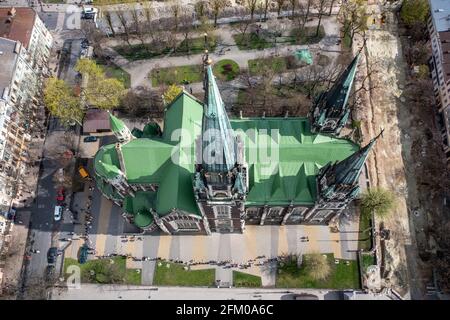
[302,253,330,280]
[43,77,83,126]
[360,188,396,219]
[400,0,430,27]
[75,59,125,109]
[162,84,183,105]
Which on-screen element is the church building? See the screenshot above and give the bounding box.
[93,54,379,235]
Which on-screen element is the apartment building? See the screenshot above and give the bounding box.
[0,7,52,211]
[428,0,450,166]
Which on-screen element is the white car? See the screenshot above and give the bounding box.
[54,206,63,222]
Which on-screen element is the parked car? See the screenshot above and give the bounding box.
[78,166,90,179]
[47,247,58,264]
[83,136,98,143]
[54,205,63,222]
[56,188,65,203]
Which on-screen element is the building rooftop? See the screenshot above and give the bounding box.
[430,0,450,32]
[83,109,111,133]
[94,92,358,219]
[0,37,19,100]
[0,7,37,49]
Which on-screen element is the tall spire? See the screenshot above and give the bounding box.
[109,112,133,143]
[317,130,382,201]
[311,54,360,135]
[201,57,236,172]
[334,130,382,186]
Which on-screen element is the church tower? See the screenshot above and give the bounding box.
[97,160,135,198]
[193,53,247,233]
[307,131,382,224]
[109,112,134,143]
[310,54,359,136]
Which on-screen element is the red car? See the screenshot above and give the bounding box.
[56,188,65,203]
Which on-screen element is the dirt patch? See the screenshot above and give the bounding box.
[352,6,432,298]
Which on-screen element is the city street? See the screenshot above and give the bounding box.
[52,283,346,300]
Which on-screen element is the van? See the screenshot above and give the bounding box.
[54,206,63,222]
[78,166,89,179]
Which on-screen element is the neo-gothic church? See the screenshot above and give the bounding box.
[93,54,379,235]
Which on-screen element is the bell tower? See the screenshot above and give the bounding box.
[193,49,247,233]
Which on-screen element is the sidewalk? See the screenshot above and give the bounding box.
[0,211,31,298]
[104,16,341,89]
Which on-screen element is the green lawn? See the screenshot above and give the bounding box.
[176,37,218,56]
[233,271,262,288]
[276,254,360,289]
[290,25,326,45]
[361,253,376,274]
[64,257,141,285]
[114,37,217,62]
[99,63,131,88]
[114,43,171,61]
[234,33,275,50]
[213,59,240,81]
[358,212,372,251]
[248,56,288,75]
[153,262,215,286]
[150,64,203,86]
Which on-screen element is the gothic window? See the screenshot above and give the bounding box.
[288,207,309,223]
[213,205,231,219]
[169,220,199,232]
[311,210,333,223]
[246,207,261,221]
[268,207,284,217]
[324,119,337,129]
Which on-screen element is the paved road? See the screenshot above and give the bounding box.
[52,284,349,300]
[19,36,83,298]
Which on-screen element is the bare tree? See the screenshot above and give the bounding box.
[194,0,208,19]
[260,0,271,21]
[103,10,115,37]
[338,0,368,48]
[289,0,297,17]
[328,0,336,16]
[116,9,132,46]
[275,0,287,17]
[231,7,253,39]
[81,20,105,58]
[296,0,312,31]
[179,13,195,55]
[313,0,330,37]
[245,0,259,21]
[210,0,227,27]
[130,6,149,53]
[169,0,182,32]
[120,87,162,117]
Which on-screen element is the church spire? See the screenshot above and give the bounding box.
[333,129,382,186]
[201,55,236,172]
[311,54,360,135]
[109,112,133,143]
[317,130,382,202]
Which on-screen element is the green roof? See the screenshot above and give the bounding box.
[95,92,203,217]
[109,113,126,132]
[94,92,358,221]
[134,210,153,228]
[231,118,358,205]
